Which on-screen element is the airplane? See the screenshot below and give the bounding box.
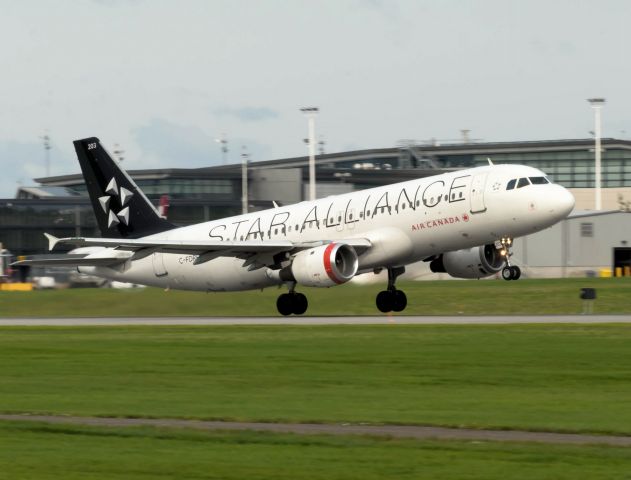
[16,137,575,315]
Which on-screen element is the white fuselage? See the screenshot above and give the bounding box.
[81,164,574,291]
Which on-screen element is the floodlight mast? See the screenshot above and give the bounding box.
[588,98,605,210]
[216,134,228,165]
[241,147,249,215]
[300,107,319,201]
[41,133,51,177]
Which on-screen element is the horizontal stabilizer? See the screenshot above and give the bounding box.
[44,233,60,251]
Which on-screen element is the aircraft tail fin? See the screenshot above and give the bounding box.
[73,137,176,238]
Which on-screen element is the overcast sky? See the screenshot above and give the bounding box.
[1,0,630,196]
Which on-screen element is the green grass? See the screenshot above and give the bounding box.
[1,278,630,316]
[1,421,630,480]
[2,325,631,434]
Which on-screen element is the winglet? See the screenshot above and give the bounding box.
[272,201,280,208]
[44,233,60,251]
[487,157,494,166]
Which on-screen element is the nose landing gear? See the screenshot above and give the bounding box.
[277,282,308,316]
[376,266,407,313]
[502,266,521,280]
[499,237,521,281]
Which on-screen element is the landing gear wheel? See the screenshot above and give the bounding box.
[292,293,308,315]
[499,237,521,281]
[502,266,521,281]
[376,266,407,313]
[376,289,407,313]
[376,290,394,313]
[276,293,293,316]
[276,292,309,316]
[392,290,407,312]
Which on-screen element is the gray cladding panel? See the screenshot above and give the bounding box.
[513,212,631,268]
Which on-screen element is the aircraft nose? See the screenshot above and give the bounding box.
[552,185,575,218]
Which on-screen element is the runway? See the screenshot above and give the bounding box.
[0,315,631,326]
[1,414,630,446]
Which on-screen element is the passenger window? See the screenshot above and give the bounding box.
[517,177,530,188]
[529,176,549,185]
[506,179,517,190]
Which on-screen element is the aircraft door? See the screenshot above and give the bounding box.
[152,252,168,277]
[470,173,488,214]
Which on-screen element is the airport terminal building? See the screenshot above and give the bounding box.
[2,137,631,276]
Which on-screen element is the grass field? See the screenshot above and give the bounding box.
[2,324,631,434]
[1,421,630,480]
[0,277,630,316]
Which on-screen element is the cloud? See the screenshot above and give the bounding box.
[0,140,72,197]
[132,118,274,168]
[213,106,280,123]
[357,0,386,8]
[91,0,143,6]
[132,119,218,168]
[355,0,401,18]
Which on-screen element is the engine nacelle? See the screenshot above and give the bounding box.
[289,243,359,287]
[430,244,505,279]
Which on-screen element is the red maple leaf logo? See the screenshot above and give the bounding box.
[462,213,470,222]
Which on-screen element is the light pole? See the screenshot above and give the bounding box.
[241,146,249,215]
[113,143,125,163]
[41,133,51,177]
[588,98,605,210]
[318,135,326,155]
[300,107,319,201]
[215,134,228,164]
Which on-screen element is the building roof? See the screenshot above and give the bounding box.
[15,186,82,199]
[33,137,631,188]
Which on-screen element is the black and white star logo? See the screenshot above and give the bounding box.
[98,177,134,228]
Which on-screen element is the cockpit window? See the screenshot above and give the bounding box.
[506,179,517,190]
[517,177,530,188]
[529,176,549,185]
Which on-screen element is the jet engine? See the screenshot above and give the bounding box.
[272,243,359,287]
[429,244,505,279]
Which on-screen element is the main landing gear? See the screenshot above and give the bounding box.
[276,283,308,316]
[376,266,407,313]
[499,237,521,281]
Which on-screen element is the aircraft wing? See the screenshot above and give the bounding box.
[49,236,297,253]
[13,234,372,268]
[43,233,371,253]
[13,255,129,267]
[12,249,135,268]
